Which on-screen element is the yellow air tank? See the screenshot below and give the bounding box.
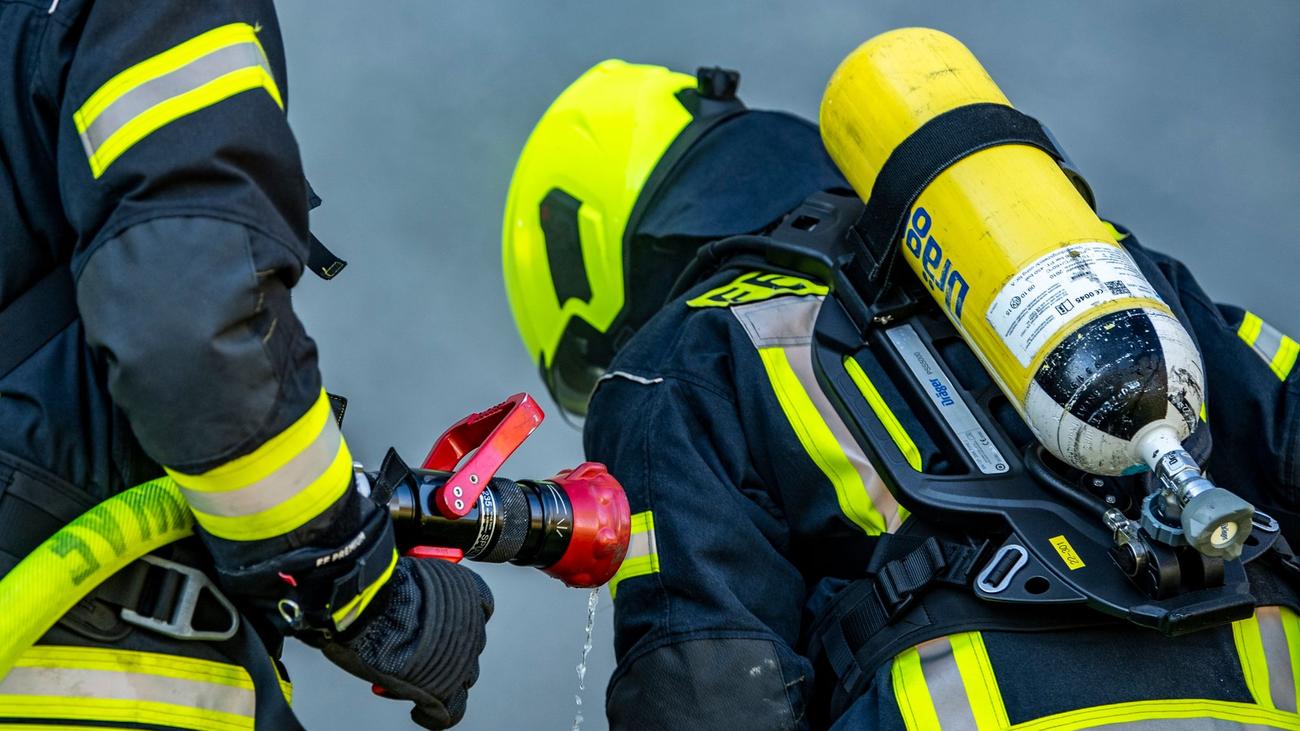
[820,28,1252,558]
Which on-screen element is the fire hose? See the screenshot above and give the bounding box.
[0,393,630,680]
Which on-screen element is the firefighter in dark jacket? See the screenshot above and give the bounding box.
[0,1,490,728]
[502,59,1300,729]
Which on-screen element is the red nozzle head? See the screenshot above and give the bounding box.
[542,462,630,588]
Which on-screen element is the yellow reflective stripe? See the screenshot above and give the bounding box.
[891,645,943,731]
[1283,608,1300,712]
[0,726,140,730]
[759,347,888,535]
[949,632,1010,729]
[167,390,353,541]
[271,656,293,705]
[1272,336,1299,381]
[843,355,922,471]
[1102,221,1129,242]
[1237,312,1299,381]
[687,271,829,308]
[0,696,252,731]
[1238,312,1265,347]
[73,23,282,178]
[169,389,335,492]
[1233,611,1274,708]
[331,548,398,631]
[1200,399,1208,423]
[0,645,256,731]
[609,510,658,599]
[13,645,252,689]
[1009,698,1300,730]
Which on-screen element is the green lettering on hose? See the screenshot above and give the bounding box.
[119,482,188,540]
[48,532,99,586]
[74,506,127,556]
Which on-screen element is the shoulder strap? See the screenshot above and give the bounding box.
[0,266,79,380]
[856,103,1094,293]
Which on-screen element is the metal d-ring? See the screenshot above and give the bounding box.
[975,543,1029,595]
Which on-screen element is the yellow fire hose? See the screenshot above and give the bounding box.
[0,478,193,680]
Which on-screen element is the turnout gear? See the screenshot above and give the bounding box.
[0,1,489,727]
[504,52,1300,730]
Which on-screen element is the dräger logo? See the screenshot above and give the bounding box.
[929,378,955,407]
[905,207,969,321]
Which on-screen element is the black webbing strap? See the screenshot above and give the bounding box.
[307,233,347,280]
[808,531,1116,717]
[809,534,986,697]
[0,266,78,381]
[856,102,1070,290]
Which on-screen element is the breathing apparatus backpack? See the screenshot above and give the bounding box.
[668,28,1300,716]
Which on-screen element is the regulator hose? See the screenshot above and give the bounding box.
[0,478,193,680]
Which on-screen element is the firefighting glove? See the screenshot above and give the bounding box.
[322,556,495,729]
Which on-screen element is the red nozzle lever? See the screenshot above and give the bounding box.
[422,393,544,519]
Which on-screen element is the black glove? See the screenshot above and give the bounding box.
[323,556,494,729]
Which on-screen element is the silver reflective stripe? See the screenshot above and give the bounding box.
[178,417,342,517]
[626,524,658,561]
[0,665,255,717]
[1253,321,1286,366]
[1087,720,1274,730]
[915,637,981,729]
[599,370,665,386]
[78,41,272,162]
[731,296,821,348]
[733,297,903,531]
[1257,606,1298,713]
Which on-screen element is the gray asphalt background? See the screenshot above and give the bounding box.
[274,2,1300,728]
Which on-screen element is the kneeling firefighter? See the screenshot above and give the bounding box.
[503,30,1300,731]
[0,1,491,728]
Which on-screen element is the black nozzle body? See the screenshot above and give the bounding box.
[384,468,575,569]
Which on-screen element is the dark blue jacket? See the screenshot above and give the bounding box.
[585,113,1300,730]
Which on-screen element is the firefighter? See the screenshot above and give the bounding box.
[0,1,490,728]
[502,60,1300,729]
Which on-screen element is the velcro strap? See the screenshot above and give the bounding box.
[217,508,396,636]
[856,103,1065,289]
[0,266,79,380]
[308,233,347,280]
[327,392,348,427]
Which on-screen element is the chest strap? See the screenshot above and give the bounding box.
[806,526,1300,719]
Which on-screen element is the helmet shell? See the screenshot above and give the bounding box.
[503,60,695,415]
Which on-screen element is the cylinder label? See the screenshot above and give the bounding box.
[986,242,1163,367]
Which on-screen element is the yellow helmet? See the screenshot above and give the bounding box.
[503,60,744,415]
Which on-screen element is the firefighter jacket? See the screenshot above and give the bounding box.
[585,113,1300,730]
[0,1,386,727]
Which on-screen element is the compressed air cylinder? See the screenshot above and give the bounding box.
[819,28,1204,478]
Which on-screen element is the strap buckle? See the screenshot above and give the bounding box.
[119,555,240,642]
[872,537,947,620]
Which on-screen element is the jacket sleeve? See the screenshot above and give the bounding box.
[585,367,814,730]
[55,0,380,602]
[1123,233,1300,533]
